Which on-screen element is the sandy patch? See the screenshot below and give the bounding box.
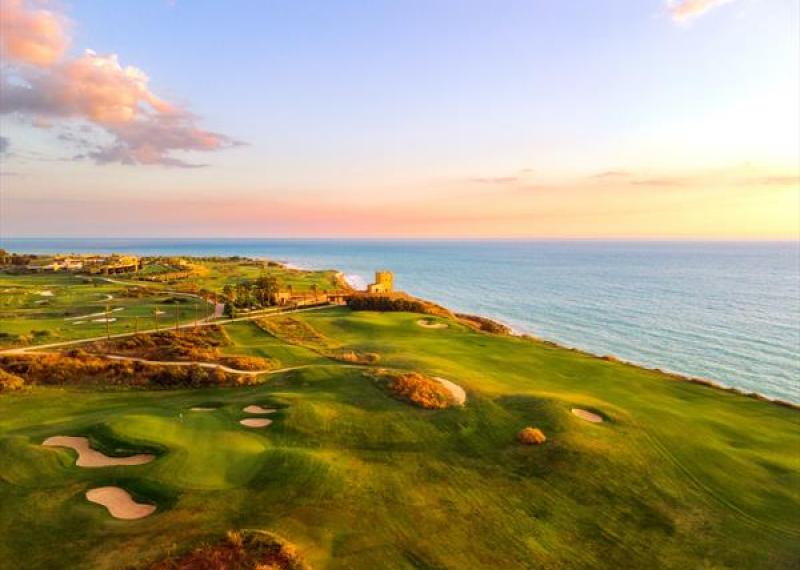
[571,408,604,423]
[240,418,273,428]
[86,486,156,520]
[417,319,448,329]
[101,294,114,301]
[92,317,117,323]
[243,405,276,414]
[154,310,166,315]
[190,407,217,412]
[42,436,155,467]
[433,377,466,405]
[37,290,54,297]
[72,321,87,325]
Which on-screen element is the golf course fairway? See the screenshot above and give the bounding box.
[1,308,798,569]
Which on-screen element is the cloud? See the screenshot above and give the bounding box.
[471,176,518,184]
[0,1,239,167]
[668,0,735,22]
[0,0,68,66]
[630,177,686,187]
[591,170,631,179]
[750,175,800,187]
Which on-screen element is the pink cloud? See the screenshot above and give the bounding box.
[0,1,239,167]
[668,0,735,22]
[0,0,68,67]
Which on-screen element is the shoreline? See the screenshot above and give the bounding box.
[3,250,797,408]
[294,262,799,409]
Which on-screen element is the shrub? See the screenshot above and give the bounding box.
[455,313,511,335]
[517,427,546,445]
[150,529,311,570]
[219,355,273,371]
[335,351,379,364]
[0,369,25,392]
[347,294,428,313]
[373,371,455,409]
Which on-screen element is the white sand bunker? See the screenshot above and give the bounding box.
[571,408,604,423]
[37,290,54,297]
[86,486,156,520]
[72,321,87,325]
[417,319,448,329]
[92,317,117,323]
[190,407,217,412]
[42,436,155,467]
[243,405,276,414]
[433,377,466,405]
[240,418,273,428]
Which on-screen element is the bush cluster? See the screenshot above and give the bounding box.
[0,369,25,392]
[374,371,455,409]
[346,294,429,313]
[0,352,258,389]
[517,427,547,445]
[150,529,311,570]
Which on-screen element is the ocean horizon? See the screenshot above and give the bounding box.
[3,237,799,402]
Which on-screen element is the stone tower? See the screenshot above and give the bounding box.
[367,270,394,293]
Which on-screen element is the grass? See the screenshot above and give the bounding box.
[187,260,341,294]
[1,306,798,569]
[0,271,205,348]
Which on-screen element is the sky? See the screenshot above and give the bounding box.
[0,0,798,239]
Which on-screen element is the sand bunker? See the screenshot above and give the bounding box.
[92,317,117,323]
[190,407,217,412]
[42,436,155,468]
[72,321,87,325]
[37,290,54,297]
[243,405,276,414]
[433,377,466,405]
[240,418,273,428]
[571,408,604,423]
[86,486,156,520]
[417,319,448,329]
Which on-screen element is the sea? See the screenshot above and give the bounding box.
[3,238,798,402]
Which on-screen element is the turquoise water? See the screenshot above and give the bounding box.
[3,238,798,401]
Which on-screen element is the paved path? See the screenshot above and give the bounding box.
[102,355,365,376]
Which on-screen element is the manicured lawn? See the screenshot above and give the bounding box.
[1,308,798,569]
[0,272,208,347]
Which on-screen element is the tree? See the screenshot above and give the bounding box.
[255,274,280,306]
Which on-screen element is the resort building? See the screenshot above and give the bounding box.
[87,255,140,275]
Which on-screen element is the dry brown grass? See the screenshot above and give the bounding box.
[334,350,380,364]
[79,326,274,371]
[150,529,310,570]
[255,316,330,351]
[517,427,547,445]
[372,371,456,409]
[0,368,25,392]
[0,351,259,389]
